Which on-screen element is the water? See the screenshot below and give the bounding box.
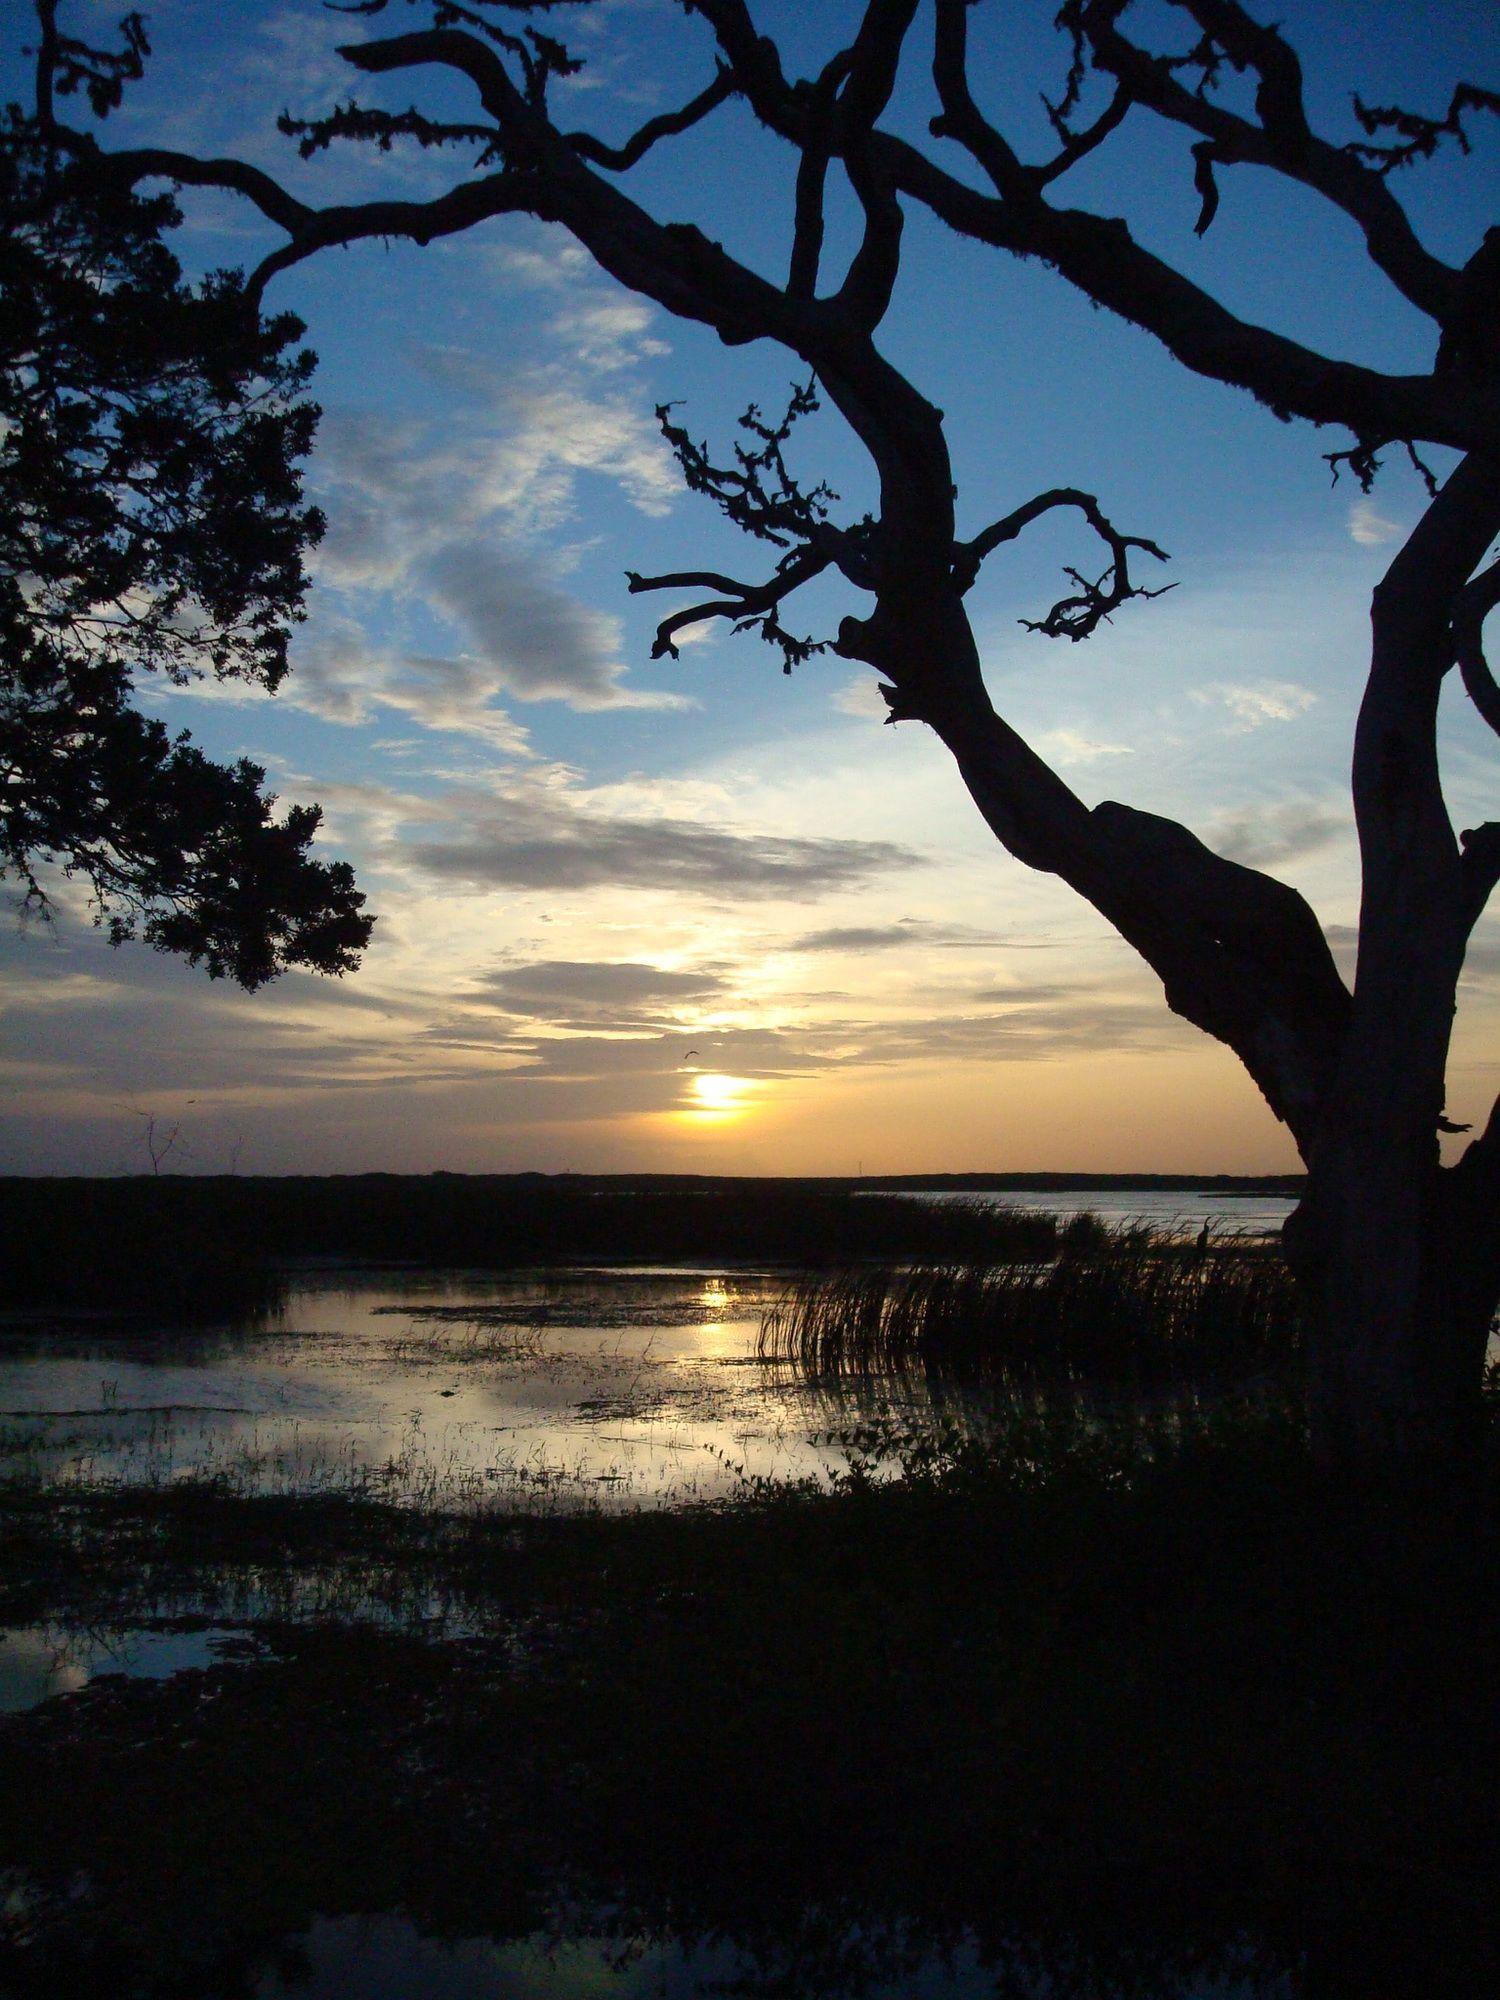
[248,1912,1291,1998]
[0,1203,1451,2000]
[896,1187,1296,1238]
[0,1267,916,1514]
[0,1187,1294,1518]
[0,1621,267,1713]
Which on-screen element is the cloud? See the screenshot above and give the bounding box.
[406,356,678,526]
[1195,681,1317,729]
[1033,727,1133,764]
[409,812,918,896]
[830,676,891,720]
[1206,800,1344,868]
[550,299,671,372]
[483,960,725,1004]
[305,387,681,716]
[1349,499,1404,546]
[289,623,538,750]
[481,236,593,291]
[422,544,682,710]
[790,920,1025,953]
[475,959,728,1024]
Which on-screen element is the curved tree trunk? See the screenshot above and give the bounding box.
[865,460,1500,1464]
[1284,454,1500,1459]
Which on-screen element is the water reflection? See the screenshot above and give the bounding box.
[0,1268,985,1511]
[250,1911,1290,1998]
[0,1622,266,1713]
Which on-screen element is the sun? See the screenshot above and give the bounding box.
[690,1072,748,1115]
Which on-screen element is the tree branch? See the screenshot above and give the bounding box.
[930,0,1030,199]
[1063,0,1463,324]
[626,545,835,665]
[1453,556,1500,740]
[828,0,918,332]
[565,64,735,172]
[691,9,1498,455]
[1035,83,1130,188]
[788,58,844,299]
[1459,822,1500,927]
[953,487,1173,638]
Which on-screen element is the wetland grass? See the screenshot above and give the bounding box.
[758,1225,1302,1386]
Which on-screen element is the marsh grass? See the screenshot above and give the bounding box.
[758,1226,1301,1387]
[384,1314,551,1366]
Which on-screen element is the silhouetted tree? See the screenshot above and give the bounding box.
[0,6,372,986]
[43,0,1500,1455]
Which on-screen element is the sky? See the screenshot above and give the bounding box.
[2,0,1497,1179]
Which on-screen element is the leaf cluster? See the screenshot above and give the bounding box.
[0,111,370,984]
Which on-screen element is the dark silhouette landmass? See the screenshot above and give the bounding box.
[0,1170,1298,1312]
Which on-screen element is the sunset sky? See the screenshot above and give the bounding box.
[3,0,1497,1178]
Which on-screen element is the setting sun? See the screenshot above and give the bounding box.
[690,1073,749,1115]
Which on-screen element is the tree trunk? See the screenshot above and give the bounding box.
[1282,455,1500,1461]
[927,466,1500,1462]
[1286,1145,1495,1462]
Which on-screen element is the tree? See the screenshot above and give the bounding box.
[47,0,1500,1456]
[1,5,372,987]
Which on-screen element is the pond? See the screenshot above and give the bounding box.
[0,1266,947,1516]
[0,1191,1295,1517]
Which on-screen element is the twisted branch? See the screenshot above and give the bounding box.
[955,489,1174,640]
[626,546,836,667]
[565,65,735,171]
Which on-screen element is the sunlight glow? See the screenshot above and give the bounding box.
[690,1072,750,1115]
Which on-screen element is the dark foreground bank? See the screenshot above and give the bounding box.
[1,1401,1496,1999]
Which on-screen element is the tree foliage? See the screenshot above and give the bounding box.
[1,29,371,986]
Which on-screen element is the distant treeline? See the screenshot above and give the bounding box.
[0,1173,1302,1315]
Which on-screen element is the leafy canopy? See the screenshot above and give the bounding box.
[0,70,371,987]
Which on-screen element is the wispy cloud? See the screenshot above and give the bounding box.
[790,920,1031,954]
[408,812,918,896]
[1033,727,1133,764]
[1194,681,1317,730]
[830,676,890,720]
[1349,498,1404,547]
[1205,799,1344,868]
[303,383,681,716]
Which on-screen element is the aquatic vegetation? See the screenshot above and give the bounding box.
[759,1228,1302,1387]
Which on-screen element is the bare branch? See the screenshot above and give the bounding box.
[828,0,918,332]
[685,15,1500,457]
[655,379,838,549]
[1349,83,1500,175]
[1459,823,1500,926]
[626,546,835,668]
[1323,437,1438,497]
[565,65,735,172]
[930,0,1030,199]
[244,170,532,299]
[1060,0,1463,324]
[954,488,1173,640]
[788,49,851,299]
[1035,83,1130,187]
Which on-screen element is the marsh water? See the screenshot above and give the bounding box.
[0,1189,1293,1518]
[3,1192,1343,1999]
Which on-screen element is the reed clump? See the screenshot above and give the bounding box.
[758,1226,1301,1387]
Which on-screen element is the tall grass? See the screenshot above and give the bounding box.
[758,1228,1302,1387]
